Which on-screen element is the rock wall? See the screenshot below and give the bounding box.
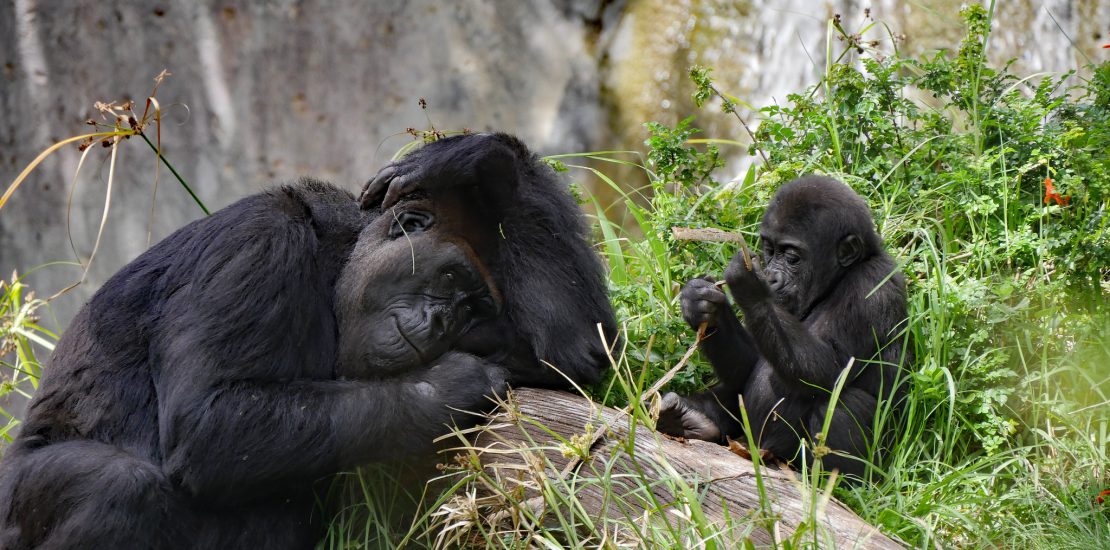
[0,0,622,327]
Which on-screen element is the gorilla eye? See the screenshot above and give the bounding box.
[388,210,434,238]
[463,295,498,319]
[441,266,467,286]
[784,251,801,264]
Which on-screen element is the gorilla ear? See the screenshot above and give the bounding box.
[837,234,864,267]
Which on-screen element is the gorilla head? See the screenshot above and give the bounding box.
[358,133,620,389]
[335,190,503,377]
[756,175,883,317]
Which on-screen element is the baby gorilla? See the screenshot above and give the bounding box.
[657,175,911,479]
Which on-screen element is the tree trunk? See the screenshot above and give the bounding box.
[467,387,903,549]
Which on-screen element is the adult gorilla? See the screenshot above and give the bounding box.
[0,133,616,549]
[657,176,910,479]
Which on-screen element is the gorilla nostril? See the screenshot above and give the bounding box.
[428,309,448,338]
[766,273,784,290]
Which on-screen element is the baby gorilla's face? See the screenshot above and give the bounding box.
[334,197,501,379]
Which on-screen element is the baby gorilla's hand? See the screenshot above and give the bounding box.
[724,251,771,308]
[680,276,729,330]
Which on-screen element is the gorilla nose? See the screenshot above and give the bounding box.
[766,272,785,291]
[428,308,450,339]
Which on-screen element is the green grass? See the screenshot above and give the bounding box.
[0,273,57,442]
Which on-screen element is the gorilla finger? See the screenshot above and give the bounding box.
[362,164,391,191]
[689,286,727,304]
[750,256,764,275]
[726,251,752,274]
[367,163,398,191]
[381,174,418,209]
[687,421,722,442]
[487,367,510,398]
[680,300,711,322]
[427,353,480,379]
[360,165,398,209]
[358,183,375,210]
[681,280,719,304]
[724,255,756,284]
[688,314,715,328]
[685,277,715,290]
[659,392,684,412]
[682,291,721,311]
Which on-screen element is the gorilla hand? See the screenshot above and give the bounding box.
[724,250,772,308]
[361,133,520,210]
[335,350,509,466]
[680,276,731,330]
[419,351,509,421]
[656,392,722,442]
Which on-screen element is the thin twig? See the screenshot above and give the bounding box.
[710,83,772,169]
[638,318,712,404]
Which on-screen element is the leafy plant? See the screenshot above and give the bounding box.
[0,275,57,445]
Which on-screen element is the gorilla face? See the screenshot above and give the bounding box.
[759,211,862,319]
[759,223,814,318]
[335,195,501,378]
[758,176,876,319]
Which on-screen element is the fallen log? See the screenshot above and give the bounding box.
[462,387,903,549]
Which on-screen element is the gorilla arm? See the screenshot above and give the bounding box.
[159,355,504,502]
[152,189,504,502]
[679,277,760,389]
[656,277,762,442]
[723,252,850,396]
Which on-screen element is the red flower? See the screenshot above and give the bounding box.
[1043,177,1070,206]
[1103,44,1110,49]
[1097,489,1110,504]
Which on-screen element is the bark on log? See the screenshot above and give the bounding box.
[468,387,903,549]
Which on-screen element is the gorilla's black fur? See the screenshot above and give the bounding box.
[0,133,616,549]
[657,175,910,479]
